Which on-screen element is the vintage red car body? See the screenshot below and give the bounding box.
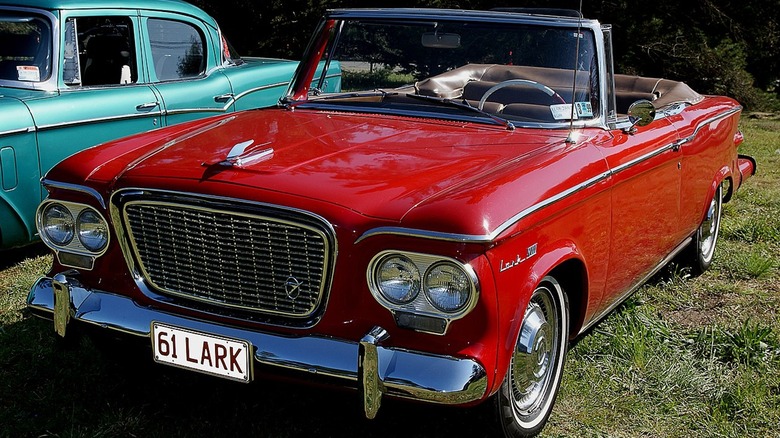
[28,8,755,437]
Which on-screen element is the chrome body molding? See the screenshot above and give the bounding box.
[357,107,741,244]
[27,275,488,408]
[356,170,612,244]
[231,81,292,102]
[0,126,35,136]
[679,106,742,144]
[35,111,161,131]
[41,179,106,209]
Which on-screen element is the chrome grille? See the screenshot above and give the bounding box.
[123,201,329,317]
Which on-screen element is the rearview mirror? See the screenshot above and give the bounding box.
[421,32,461,49]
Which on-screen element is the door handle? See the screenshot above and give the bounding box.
[214,93,234,103]
[136,102,159,111]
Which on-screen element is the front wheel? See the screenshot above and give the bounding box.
[685,183,724,275]
[494,276,569,437]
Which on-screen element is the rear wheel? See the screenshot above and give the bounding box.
[686,183,723,275]
[494,276,569,437]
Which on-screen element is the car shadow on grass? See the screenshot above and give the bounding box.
[0,242,48,271]
[1,316,495,438]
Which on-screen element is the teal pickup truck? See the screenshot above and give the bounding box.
[0,0,340,249]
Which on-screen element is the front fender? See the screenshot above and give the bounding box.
[484,237,587,396]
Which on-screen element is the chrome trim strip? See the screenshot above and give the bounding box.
[0,126,35,136]
[28,275,488,407]
[41,179,106,208]
[610,142,676,175]
[681,107,742,144]
[231,81,291,102]
[36,112,161,131]
[356,170,612,244]
[357,107,741,244]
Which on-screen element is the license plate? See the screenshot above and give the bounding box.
[151,322,252,383]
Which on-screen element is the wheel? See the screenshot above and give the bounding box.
[477,79,566,110]
[494,276,569,437]
[686,183,723,275]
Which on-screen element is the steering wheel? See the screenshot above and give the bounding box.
[477,79,566,110]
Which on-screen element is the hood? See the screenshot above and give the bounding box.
[55,108,572,228]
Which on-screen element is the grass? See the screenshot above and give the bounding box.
[1,117,778,437]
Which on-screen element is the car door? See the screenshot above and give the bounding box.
[29,11,161,198]
[595,117,683,310]
[139,11,234,127]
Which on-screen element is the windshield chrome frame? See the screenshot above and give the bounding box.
[0,6,60,92]
[285,8,610,130]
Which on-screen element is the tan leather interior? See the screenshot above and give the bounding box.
[412,63,703,118]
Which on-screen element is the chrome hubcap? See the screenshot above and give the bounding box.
[699,188,721,262]
[511,289,558,414]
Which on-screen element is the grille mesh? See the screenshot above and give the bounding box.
[124,202,328,317]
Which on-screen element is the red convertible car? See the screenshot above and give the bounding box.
[28,8,755,437]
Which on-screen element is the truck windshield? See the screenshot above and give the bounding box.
[306,17,599,125]
[0,13,52,82]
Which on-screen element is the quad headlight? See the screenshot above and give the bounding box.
[374,254,421,304]
[76,209,109,252]
[38,201,110,262]
[41,203,75,246]
[368,251,479,329]
[425,262,472,312]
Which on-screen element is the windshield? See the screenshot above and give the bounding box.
[0,13,52,82]
[303,16,600,125]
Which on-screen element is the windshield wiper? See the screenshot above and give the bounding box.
[405,94,515,130]
[285,90,397,108]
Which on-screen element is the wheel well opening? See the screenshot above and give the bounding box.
[721,176,734,203]
[548,259,587,339]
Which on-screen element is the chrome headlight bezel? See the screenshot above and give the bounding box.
[37,200,111,263]
[367,250,480,325]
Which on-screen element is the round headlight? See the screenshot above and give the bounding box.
[77,209,109,252]
[425,262,472,312]
[42,203,75,246]
[375,255,421,304]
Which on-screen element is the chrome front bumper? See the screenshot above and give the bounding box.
[27,274,488,417]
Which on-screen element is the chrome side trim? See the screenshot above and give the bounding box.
[610,142,677,175]
[680,107,742,144]
[36,112,161,131]
[231,81,291,102]
[0,126,36,136]
[27,276,488,408]
[356,170,612,244]
[357,107,742,244]
[41,179,106,208]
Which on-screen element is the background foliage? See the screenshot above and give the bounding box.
[190,0,780,111]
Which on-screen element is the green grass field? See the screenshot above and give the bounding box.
[1,117,777,437]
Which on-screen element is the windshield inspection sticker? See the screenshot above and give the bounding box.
[550,104,577,120]
[17,66,40,82]
[575,102,593,118]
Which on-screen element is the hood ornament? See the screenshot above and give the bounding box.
[202,139,274,168]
